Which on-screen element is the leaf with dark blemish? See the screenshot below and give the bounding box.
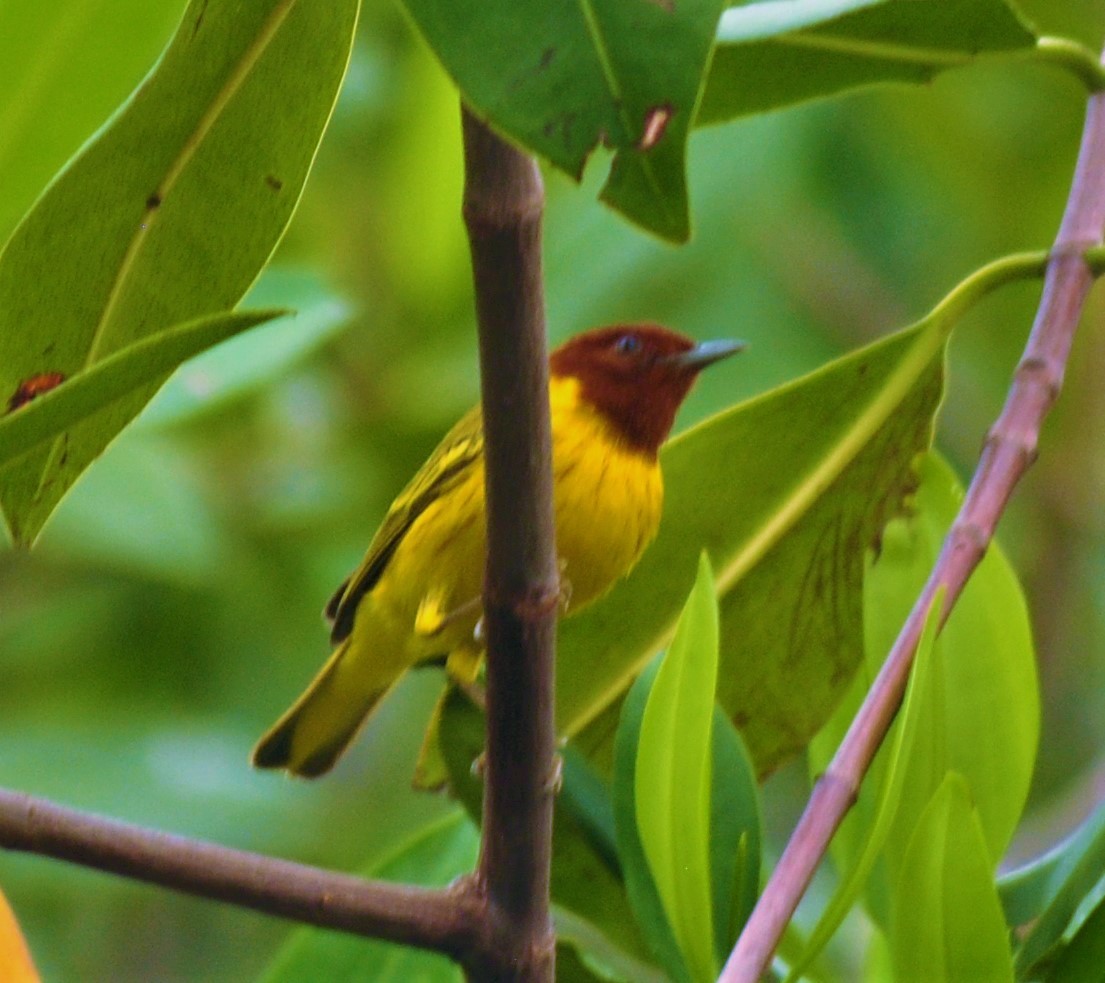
[0,0,357,545]
[400,0,727,241]
[6,372,66,414]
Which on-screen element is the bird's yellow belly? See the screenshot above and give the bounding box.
[367,380,662,666]
[551,411,663,612]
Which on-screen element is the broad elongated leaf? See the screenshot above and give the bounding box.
[0,0,358,545]
[612,658,761,982]
[260,812,475,983]
[0,309,285,470]
[1013,798,1105,977]
[699,0,1037,126]
[786,590,943,981]
[635,554,719,983]
[559,254,1044,780]
[1042,892,1105,983]
[809,453,1038,930]
[0,1,180,245]
[137,270,351,427]
[1000,799,1105,928]
[890,773,1013,983]
[400,0,725,242]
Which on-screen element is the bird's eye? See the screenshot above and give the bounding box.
[614,334,641,356]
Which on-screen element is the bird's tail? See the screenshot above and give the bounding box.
[252,639,393,778]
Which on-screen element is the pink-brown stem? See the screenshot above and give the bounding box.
[721,49,1105,983]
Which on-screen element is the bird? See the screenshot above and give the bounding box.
[252,324,743,777]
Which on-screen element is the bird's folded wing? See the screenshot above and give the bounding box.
[327,406,485,643]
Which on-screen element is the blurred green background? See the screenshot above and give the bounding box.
[1,1,1104,979]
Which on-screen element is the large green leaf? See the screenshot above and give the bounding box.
[635,554,719,983]
[611,658,761,983]
[558,253,1044,780]
[0,0,359,545]
[1041,892,1105,983]
[260,812,475,983]
[1011,797,1105,978]
[399,0,725,242]
[0,309,285,470]
[698,0,1037,126]
[804,453,1037,951]
[889,773,1013,983]
[0,1,180,245]
[137,270,352,427]
[1000,799,1105,929]
[786,590,943,981]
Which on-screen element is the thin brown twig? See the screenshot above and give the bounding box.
[720,47,1105,983]
[0,787,481,957]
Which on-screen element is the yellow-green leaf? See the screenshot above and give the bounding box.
[635,554,719,983]
[0,0,358,544]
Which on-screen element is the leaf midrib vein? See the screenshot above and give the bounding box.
[83,0,297,367]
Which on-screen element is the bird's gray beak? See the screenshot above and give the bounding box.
[662,338,747,371]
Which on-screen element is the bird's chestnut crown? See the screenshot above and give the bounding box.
[549,324,742,455]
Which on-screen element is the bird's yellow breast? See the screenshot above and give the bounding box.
[548,376,663,611]
[362,376,663,667]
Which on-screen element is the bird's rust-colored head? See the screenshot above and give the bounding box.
[550,324,743,456]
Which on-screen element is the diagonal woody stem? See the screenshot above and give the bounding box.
[721,46,1105,983]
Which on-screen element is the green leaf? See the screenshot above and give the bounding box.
[1013,798,1105,978]
[556,252,1045,785]
[635,553,719,983]
[1000,800,1105,929]
[0,0,359,545]
[786,589,944,981]
[807,452,1038,936]
[879,455,1037,872]
[1042,891,1105,983]
[698,0,1037,126]
[138,270,352,427]
[0,309,284,473]
[889,773,1014,983]
[0,1,180,245]
[554,907,671,983]
[260,812,476,983]
[613,660,693,983]
[399,0,726,242]
[708,711,762,960]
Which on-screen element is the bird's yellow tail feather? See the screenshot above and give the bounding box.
[252,639,394,778]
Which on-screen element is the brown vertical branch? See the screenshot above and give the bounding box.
[721,48,1105,983]
[460,107,559,982]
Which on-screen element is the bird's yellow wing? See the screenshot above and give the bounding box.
[326,405,484,643]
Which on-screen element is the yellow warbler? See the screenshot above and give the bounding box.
[253,325,742,776]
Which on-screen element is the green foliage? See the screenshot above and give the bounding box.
[804,452,1038,967]
[699,0,1038,124]
[612,567,761,983]
[2,0,1105,979]
[1005,797,1105,977]
[0,0,358,545]
[400,0,725,242]
[889,773,1014,982]
[784,587,945,981]
[0,309,286,469]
